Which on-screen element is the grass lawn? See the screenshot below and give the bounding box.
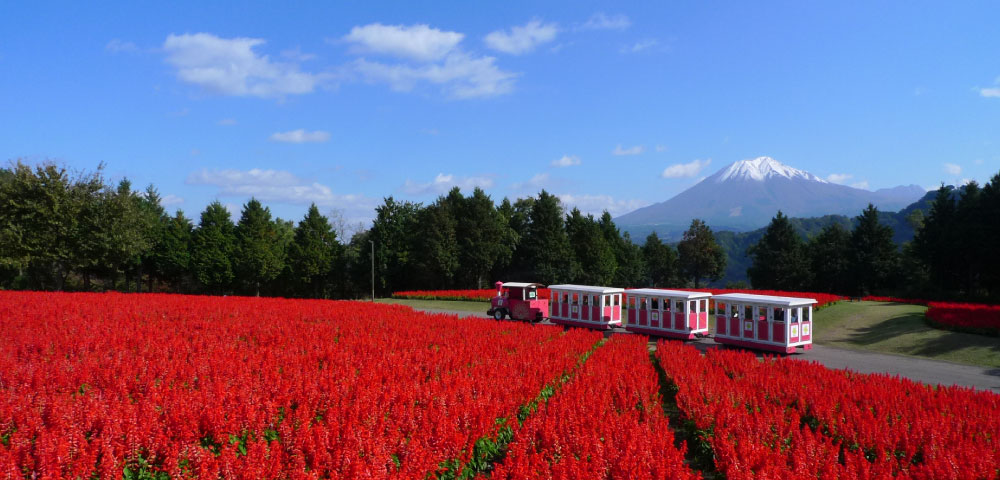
[813,301,1000,368]
[376,298,489,314]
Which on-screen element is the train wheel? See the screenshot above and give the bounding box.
[493,309,505,321]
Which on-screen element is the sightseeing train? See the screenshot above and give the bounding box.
[488,281,815,354]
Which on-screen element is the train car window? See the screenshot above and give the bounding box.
[744,305,753,320]
[572,293,578,305]
[640,297,647,310]
[651,298,659,310]
[527,289,536,300]
[730,304,739,317]
[582,295,589,306]
[614,295,620,306]
[790,308,800,322]
[774,307,785,322]
[676,300,684,311]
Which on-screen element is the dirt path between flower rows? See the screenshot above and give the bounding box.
[415,307,1000,393]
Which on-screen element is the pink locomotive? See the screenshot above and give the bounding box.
[488,282,548,322]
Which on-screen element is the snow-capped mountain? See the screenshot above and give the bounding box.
[615,157,925,232]
[713,156,827,183]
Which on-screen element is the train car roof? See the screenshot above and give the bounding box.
[500,282,544,288]
[712,293,817,307]
[548,284,625,294]
[624,288,712,299]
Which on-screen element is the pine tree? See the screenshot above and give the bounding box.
[191,201,236,294]
[642,232,677,287]
[234,198,285,296]
[677,219,726,288]
[369,196,420,294]
[522,190,576,284]
[287,204,338,298]
[565,208,616,285]
[408,201,459,289]
[158,210,193,291]
[807,223,851,294]
[747,211,811,290]
[849,204,898,296]
[913,185,957,293]
[454,188,513,288]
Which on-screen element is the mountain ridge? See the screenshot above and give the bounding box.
[615,156,926,232]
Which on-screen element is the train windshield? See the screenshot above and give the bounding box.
[526,289,537,299]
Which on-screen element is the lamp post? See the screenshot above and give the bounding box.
[370,240,375,302]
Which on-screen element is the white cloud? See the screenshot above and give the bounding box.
[161,194,184,206]
[974,158,984,165]
[578,13,631,31]
[106,39,139,53]
[612,144,645,156]
[188,168,300,187]
[557,193,646,217]
[655,145,667,152]
[826,173,853,184]
[217,118,237,126]
[622,39,657,53]
[981,87,1000,98]
[269,129,331,143]
[187,167,374,212]
[342,23,464,61]
[944,163,962,175]
[851,180,870,190]
[551,155,581,167]
[352,52,517,99]
[163,33,330,98]
[341,22,518,99]
[729,206,742,217]
[484,20,559,55]
[402,173,495,195]
[280,47,317,62]
[661,159,711,178]
[512,173,551,191]
[960,178,974,186]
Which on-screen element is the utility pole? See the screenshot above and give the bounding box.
[370,240,375,302]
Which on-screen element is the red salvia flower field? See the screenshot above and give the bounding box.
[656,341,1000,479]
[0,292,598,479]
[487,335,697,480]
[2,291,999,479]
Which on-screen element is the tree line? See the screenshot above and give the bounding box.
[746,171,1000,301]
[0,161,728,297]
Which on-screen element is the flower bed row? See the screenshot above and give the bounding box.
[487,335,698,479]
[393,287,840,307]
[925,301,1000,336]
[393,289,554,301]
[656,341,1000,479]
[0,292,599,479]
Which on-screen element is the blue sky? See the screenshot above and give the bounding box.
[2,1,999,227]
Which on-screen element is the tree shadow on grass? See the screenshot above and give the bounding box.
[842,305,1000,366]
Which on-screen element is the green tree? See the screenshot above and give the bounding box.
[677,219,726,288]
[849,204,899,296]
[980,173,1000,297]
[565,208,616,284]
[912,186,958,293]
[234,198,285,296]
[747,211,811,290]
[954,182,985,296]
[642,231,677,287]
[454,188,514,288]
[191,201,236,294]
[369,196,420,295]
[806,223,851,294]
[408,201,460,289]
[287,204,338,298]
[521,190,576,284]
[614,232,647,288]
[157,210,193,291]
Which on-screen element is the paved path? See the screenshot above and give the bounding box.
[416,307,1000,393]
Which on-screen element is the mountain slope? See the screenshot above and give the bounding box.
[615,157,925,232]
